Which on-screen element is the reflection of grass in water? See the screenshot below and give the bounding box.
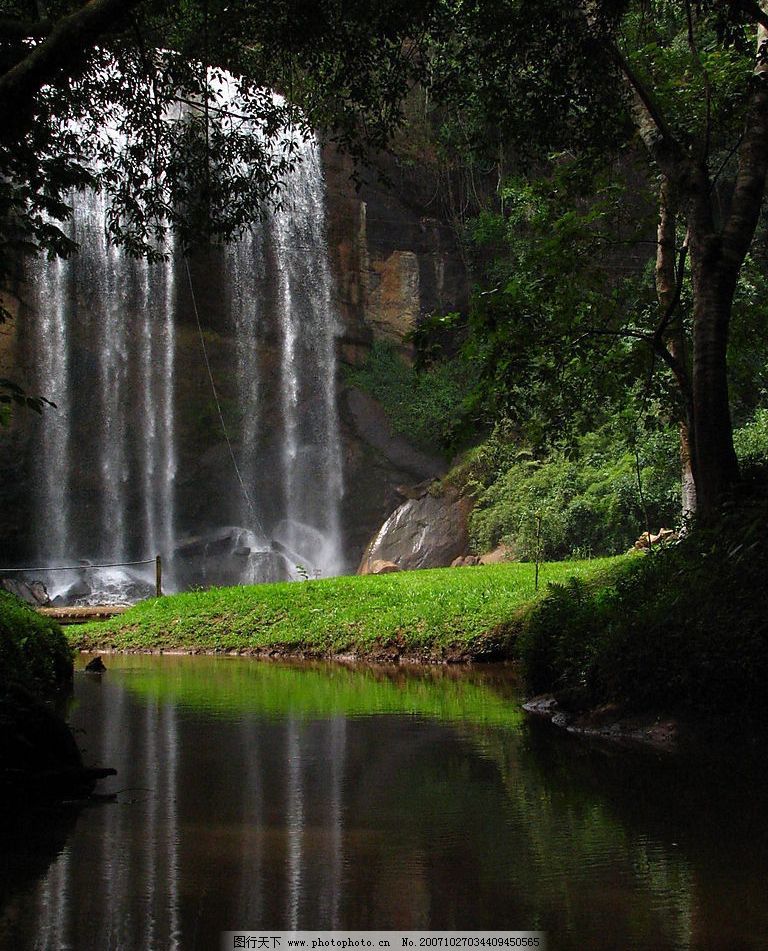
[105,655,524,728]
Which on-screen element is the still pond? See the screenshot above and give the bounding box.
[1,656,767,950]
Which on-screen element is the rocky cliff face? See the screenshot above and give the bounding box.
[324,147,468,560]
[324,147,468,356]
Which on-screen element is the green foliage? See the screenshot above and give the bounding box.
[450,411,768,562]
[518,483,768,727]
[451,162,661,448]
[625,23,753,151]
[69,558,616,658]
[733,408,768,466]
[728,253,768,422]
[0,592,72,696]
[344,339,474,455]
[462,424,680,560]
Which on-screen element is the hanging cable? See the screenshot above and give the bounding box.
[184,256,267,539]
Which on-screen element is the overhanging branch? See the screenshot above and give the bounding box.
[0,0,145,145]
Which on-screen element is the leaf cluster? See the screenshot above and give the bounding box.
[0,0,440,272]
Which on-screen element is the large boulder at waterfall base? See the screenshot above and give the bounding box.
[358,489,472,573]
[0,579,50,607]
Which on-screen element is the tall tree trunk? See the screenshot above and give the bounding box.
[614,3,768,521]
[655,176,697,522]
[688,241,741,517]
[685,11,768,519]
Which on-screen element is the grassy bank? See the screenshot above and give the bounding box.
[70,558,619,660]
[519,477,768,729]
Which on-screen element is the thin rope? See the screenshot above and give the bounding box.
[0,559,155,573]
[184,257,266,539]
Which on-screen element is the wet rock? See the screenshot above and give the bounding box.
[84,656,106,673]
[366,560,401,575]
[172,528,294,588]
[358,489,472,573]
[0,579,50,606]
[522,696,560,716]
[58,579,92,603]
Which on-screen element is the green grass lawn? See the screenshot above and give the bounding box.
[69,558,621,660]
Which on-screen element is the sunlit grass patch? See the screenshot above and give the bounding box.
[70,558,622,660]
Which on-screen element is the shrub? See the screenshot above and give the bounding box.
[734,408,768,465]
[0,592,72,696]
[344,340,473,455]
[466,426,680,559]
[517,487,768,728]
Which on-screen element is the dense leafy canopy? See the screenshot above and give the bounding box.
[0,0,439,268]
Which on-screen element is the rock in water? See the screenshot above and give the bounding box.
[84,656,107,673]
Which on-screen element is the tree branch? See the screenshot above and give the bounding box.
[0,17,52,39]
[603,38,681,169]
[0,0,145,146]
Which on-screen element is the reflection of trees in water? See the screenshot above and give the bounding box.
[457,721,696,949]
[464,719,768,950]
[4,661,768,950]
[0,805,79,942]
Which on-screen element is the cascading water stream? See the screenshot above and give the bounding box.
[269,134,345,577]
[26,190,179,601]
[22,94,345,603]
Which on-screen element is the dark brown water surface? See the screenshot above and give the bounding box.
[1,656,767,951]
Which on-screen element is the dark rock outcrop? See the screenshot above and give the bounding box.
[358,487,472,573]
[0,579,50,606]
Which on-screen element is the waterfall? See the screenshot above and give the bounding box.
[269,135,345,578]
[22,111,345,603]
[26,190,178,601]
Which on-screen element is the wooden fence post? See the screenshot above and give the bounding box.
[534,513,542,592]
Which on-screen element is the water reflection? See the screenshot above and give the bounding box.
[1,656,767,950]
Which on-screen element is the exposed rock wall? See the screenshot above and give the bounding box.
[324,147,468,357]
[324,147,469,562]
